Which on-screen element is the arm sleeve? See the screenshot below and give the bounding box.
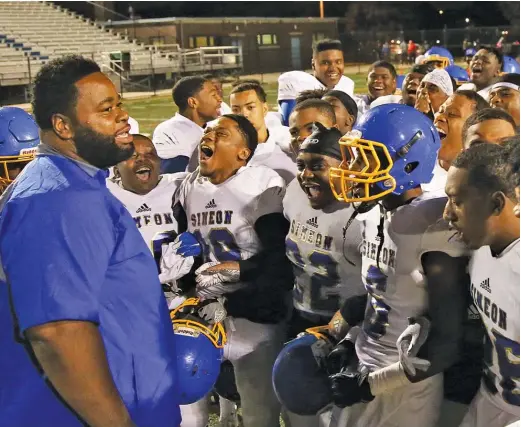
[238,212,293,289]
[1,191,112,332]
[406,251,469,383]
[279,99,297,127]
[339,293,369,326]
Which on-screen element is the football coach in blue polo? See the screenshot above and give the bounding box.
[0,55,181,427]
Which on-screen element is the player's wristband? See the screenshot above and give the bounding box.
[368,361,412,395]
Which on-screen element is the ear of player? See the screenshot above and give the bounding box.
[329,104,440,204]
[0,107,40,191]
[169,297,227,405]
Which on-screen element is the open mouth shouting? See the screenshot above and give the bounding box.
[471,64,483,80]
[302,182,322,200]
[134,165,152,182]
[115,125,133,144]
[200,144,214,162]
[435,124,447,142]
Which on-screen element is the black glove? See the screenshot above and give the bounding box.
[329,369,375,408]
[326,339,357,375]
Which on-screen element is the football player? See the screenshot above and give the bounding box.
[107,134,187,250]
[288,99,337,158]
[325,105,469,427]
[444,142,520,427]
[0,107,39,194]
[460,47,504,100]
[230,81,296,183]
[152,76,222,173]
[355,61,397,115]
[489,74,520,127]
[434,90,489,172]
[278,39,355,126]
[170,114,294,427]
[415,69,454,121]
[282,124,366,427]
[462,108,517,150]
[322,90,358,135]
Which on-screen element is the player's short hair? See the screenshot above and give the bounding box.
[409,63,436,76]
[477,45,504,67]
[32,55,100,130]
[231,78,261,87]
[296,88,328,104]
[221,114,258,161]
[369,61,397,79]
[172,76,208,111]
[312,39,343,56]
[293,99,337,125]
[501,135,520,189]
[230,81,267,103]
[453,142,516,200]
[462,108,517,143]
[500,73,521,86]
[454,90,489,112]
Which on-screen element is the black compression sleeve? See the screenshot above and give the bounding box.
[407,251,469,383]
[238,213,294,290]
[339,293,368,326]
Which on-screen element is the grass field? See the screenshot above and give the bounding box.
[124,73,370,136]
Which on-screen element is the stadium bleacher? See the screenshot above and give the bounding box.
[0,1,176,86]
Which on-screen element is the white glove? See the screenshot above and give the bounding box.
[197,297,228,324]
[195,262,242,300]
[397,316,431,376]
[158,240,194,284]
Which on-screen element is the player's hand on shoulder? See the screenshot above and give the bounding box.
[175,232,201,257]
[329,367,374,408]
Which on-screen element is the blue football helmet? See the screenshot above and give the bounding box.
[423,46,454,68]
[465,47,477,59]
[503,56,520,75]
[445,65,470,85]
[0,107,39,190]
[272,328,333,416]
[170,298,227,405]
[329,104,440,203]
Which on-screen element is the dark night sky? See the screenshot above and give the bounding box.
[57,1,519,29]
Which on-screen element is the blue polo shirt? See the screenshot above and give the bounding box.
[0,145,181,427]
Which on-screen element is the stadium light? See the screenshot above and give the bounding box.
[438,10,444,15]
[465,18,470,23]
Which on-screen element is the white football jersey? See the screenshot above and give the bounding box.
[283,179,365,318]
[175,166,285,268]
[277,70,355,101]
[152,113,203,160]
[355,194,468,370]
[106,173,187,250]
[469,240,520,415]
[249,134,297,186]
